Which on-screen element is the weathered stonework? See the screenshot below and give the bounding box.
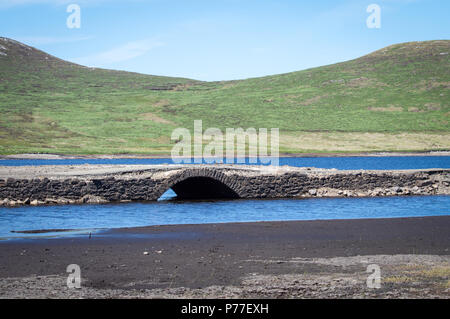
[0,165,448,206]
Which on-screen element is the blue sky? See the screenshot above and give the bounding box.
[1,0,449,81]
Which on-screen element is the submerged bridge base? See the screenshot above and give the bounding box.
[0,165,449,206]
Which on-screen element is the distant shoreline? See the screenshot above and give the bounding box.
[1,151,449,160]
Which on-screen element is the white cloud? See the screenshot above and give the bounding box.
[70,38,164,66]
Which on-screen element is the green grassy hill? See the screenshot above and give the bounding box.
[0,37,449,155]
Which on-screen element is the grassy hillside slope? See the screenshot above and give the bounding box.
[0,37,449,155]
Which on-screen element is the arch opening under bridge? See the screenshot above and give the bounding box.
[159,176,240,200]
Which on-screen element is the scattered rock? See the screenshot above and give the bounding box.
[356,193,366,197]
[417,180,433,187]
[57,198,70,205]
[392,186,401,193]
[45,198,58,204]
[81,195,108,204]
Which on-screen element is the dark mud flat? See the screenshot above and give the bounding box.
[0,216,449,298]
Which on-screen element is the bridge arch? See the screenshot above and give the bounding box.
[155,168,241,200]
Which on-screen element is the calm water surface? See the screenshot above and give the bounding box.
[0,156,449,239]
[0,195,449,239]
[1,156,450,170]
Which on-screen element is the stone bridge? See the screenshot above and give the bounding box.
[0,164,449,206]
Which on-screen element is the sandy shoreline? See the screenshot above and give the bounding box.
[1,151,450,160]
[0,216,449,298]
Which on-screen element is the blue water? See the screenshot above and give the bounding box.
[0,195,448,239]
[1,156,450,170]
[0,156,449,239]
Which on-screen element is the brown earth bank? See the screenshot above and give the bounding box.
[0,216,449,298]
